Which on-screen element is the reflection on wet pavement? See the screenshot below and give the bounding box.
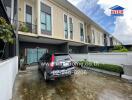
[13,67,132,100]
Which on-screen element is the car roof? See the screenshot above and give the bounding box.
[54,53,69,55]
[44,53,69,56]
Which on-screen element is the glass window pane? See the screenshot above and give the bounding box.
[64,22,68,30]
[80,23,84,41]
[64,22,68,39]
[65,31,68,39]
[26,14,32,23]
[41,12,46,23]
[64,15,67,22]
[41,23,46,30]
[46,14,51,31]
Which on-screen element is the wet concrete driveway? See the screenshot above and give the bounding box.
[13,66,132,100]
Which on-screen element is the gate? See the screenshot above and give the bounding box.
[27,48,47,64]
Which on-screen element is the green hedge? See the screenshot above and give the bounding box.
[78,61,124,74]
[112,45,128,52]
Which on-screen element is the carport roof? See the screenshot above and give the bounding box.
[18,34,87,46]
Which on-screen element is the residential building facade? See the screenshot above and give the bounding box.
[17,0,121,64]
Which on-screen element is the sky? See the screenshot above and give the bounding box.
[68,0,132,45]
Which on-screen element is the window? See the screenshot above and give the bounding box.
[25,5,32,32]
[26,5,32,23]
[87,35,91,43]
[92,30,95,43]
[64,14,68,39]
[98,33,100,44]
[69,17,73,39]
[104,34,107,46]
[41,3,52,35]
[41,12,46,30]
[80,23,84,41]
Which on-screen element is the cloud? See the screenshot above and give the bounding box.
[75,0,116,33]
[67,0,82,5]
[98,0,132,44]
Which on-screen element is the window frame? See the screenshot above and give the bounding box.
[24,3,33,24]
[41,2,52,35]
[80,23,84,42]
[64,14,68,39]
[69,17,73,40]
[92,30,95,43]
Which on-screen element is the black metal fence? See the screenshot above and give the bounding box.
[11,19,37,34]
[18,21,37,34]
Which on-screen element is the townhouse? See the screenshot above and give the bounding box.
[17,0,121,64]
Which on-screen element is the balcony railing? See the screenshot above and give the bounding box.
[18,21,37,34]
[11,20,37,34]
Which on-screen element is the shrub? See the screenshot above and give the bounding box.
[0,17,14,43]
[19,24,29,32]
[78,61,124,74]
[112,45,128,52]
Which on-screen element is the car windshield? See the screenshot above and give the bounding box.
[55,54,71,62]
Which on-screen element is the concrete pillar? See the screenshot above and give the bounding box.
[80,45,88,53]
[15,0,19,57]
[37,0,41,35]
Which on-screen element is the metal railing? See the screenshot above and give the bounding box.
[11,19,37,34]
[18,21,37,34]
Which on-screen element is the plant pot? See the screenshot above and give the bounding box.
[20,58,27,70]
[20,65,27,70]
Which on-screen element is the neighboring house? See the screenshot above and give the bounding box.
[17,0,122,64]
[0,0,17,59]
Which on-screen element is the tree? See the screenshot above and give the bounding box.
[0,17,14,59]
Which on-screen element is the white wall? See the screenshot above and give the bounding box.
[0,56,18,100]
[70,52,132,65]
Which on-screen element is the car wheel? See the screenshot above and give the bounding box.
[44,71,48,81]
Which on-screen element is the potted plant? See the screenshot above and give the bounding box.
[19,23,29,32]
[0,17,14,60]
[19,53,27,70]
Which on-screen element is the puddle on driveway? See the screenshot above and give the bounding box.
[12,67,132,100]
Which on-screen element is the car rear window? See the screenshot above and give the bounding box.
[54,54,71,62]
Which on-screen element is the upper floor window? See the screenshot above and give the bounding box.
[64,14,68,39]
[26,5,32,23]
[86,35,91,43]
[104,34,107,46]
[92,30,95,43]
[41,3,52,35]
[25,5,32,32]
[98,33,100,44]
[69,17,73,40]
[80,23,84,41]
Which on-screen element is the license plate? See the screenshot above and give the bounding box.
[63,62,69,67]
[61,70,71,75]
